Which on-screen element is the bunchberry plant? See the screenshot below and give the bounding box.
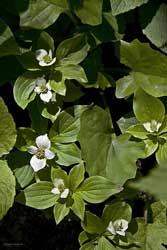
[1,0,167,249]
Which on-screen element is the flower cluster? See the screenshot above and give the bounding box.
[35,49,56,67]
[28,134,55,172]
[107,219,128,236]
[51,178,69,199]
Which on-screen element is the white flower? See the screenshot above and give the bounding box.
[143,119,161,133]
[107,219,128,237]
[34,78,52,103]
[35,49,56,66]
[28,134,55,172]
[51,178,69,199]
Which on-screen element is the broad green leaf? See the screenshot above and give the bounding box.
[78,106,144,185]
[126,124,148,139]
[110,0,149,16]
[56,34,90,65]
[0,160,15,220]
[151,202,167,224]
[14,165,34,188]
[79,242,95,250]
[121,39,167,77]
[15,127,36,151]
[97,237,115,250]
[102,201,132,225]
[24,181,58,209]
[0,97,16,157]
[40,101,61,123]
[56,65,87,83]
[103,12,123,41]
[0,19,20,58]
[17,51,41,71]
[143,4,167,54]
[69,162,85,191]
[133,218,167,250]
[75,0,103,26]
[51,167,69,186]
[132,165,167,207]
[53,143,81,166]
[77,176,121,203]
[156,142,167,164]
[91,72,112,90]
[79,231,89,246]
[53,201,70,224]
[49,71,66,96]
[71,193,85,220]
[144,139,158,158]
[62,80,84,102]
[50,111,81,143]
[20,0,67,29]
[117,116,138,134]
[14,72,41,109]
[120,40,167,97]
[116,73,136,98]
[37,31,55,52]
[81,211,105,234]
[133,89,165,124]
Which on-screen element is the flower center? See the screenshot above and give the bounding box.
[36,148,45,159]
[43,54,52,64]
[39,83,48,93]
[58,183,65,192]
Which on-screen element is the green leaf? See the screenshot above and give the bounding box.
[14,72,41,109]
[56,64,87,83]
[120,39,167,97]
[71,193,85,220]
[133,218,167,250]
[133,88,165,124]
[53,201,70,224]
[110,0,149,16]
[132,165,167,207]
[126,124,148,139]
[117,116,138,134]
[15,127,36,151]
[0,19,20,58]
[56,34,90,65]
[37,31,55,52]
[51,167,69,185]
[69,162,85,191]
[91,72,112,90]
[81,211,105,234]
[17,52,41,71]
[102,201,132,225]
[77,176,121,203]
[79,242,95,250]
[144,139,158,158]
[49,71,66,96]
[75,0,103,26]
[0,160,15,220]
[79,231,89,246]
[97,237,115,250]
[53,143,81,166]
[20,0,67,29]
[0,97,16,157]
[24,181,58,209]
[151,202,167,224]
[14,165,34,188]
[116,73,137,98]
[156,142,167,164]
[50,111,81,143]
[78,106,144,185]
[143,3,167,54]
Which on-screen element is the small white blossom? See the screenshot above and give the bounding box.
[28,134,55,172]
[35,49,56,66]
[34,78,52,103]
[107,219,128,237]
[51,178,69,199]
[143,119,161,133]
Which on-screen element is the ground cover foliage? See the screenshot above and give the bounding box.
[0,0,167,249]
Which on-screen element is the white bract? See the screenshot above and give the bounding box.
[107,219,128,236]
[143,119,161,133]
[34,78,52,103]
[35,49,56,67]
[51,178,69,198]
[28,134,55,172]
